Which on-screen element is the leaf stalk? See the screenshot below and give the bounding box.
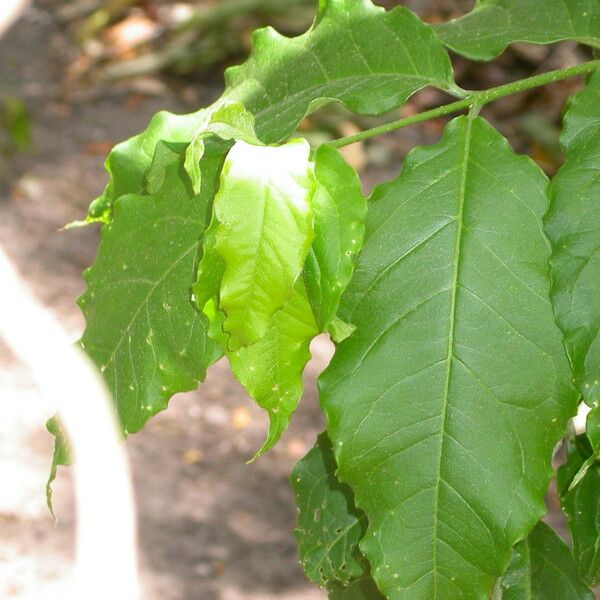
[328,59,600,148]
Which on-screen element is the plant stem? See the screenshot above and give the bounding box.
[329,60,600,148]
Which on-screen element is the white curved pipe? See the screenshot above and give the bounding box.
[0,247,139,600]
[0,0,28,37]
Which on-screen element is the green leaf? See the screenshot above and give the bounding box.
[435,0,600,61]
[194,145,366,455]
[498,522,594,600]
[546,69,600,407]
[214,138,315,349]
[319,115,577,599]
[78,142,224,435]
[586,404,600,452]
[221,0,455,144]
[291,432,369,587]
[184,102,263,195]
[304,145,367,332]
[557,434,600,586]
[229,282,319,458]
[327,576,385,600]
[46,416,72,515]
[567,406,600,491]
[87,110,213,222]
[87,0,454,221]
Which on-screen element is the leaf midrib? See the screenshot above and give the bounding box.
[431,113,475,598]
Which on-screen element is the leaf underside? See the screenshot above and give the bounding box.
[320,115,576,599]
[435,0,600,61]
[546,69,600,407]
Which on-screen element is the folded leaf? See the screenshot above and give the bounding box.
[320,115,577,599]
[292,432,369,587]
[184,102,263,195]
[78,142,224,435]
[87,110,214,222]
[557,434,600,586]
[304,145,367,332]
[435,0,600,61]
[194,146,366,455]
[498,522,594,599]
[214,139,315,349]
[546,69,600,407]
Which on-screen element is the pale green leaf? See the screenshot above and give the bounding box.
[546,69,600,407]
[78,142,224,435]
[304,145,367,332]
[320,115,577,599]
[184,102,263,195]
[435,0,600,61]
[328,317,356,344]
[214,138,315,349]
[498,522,594,600]
[192,214,224,313]
[87,0,454,221]
[229,282,319,458]
[45,416,72,514]
[557,434,600,586]
[291,432,368,587]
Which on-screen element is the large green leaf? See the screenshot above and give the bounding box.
[88,0,454,221]
[291,432,369,588]
[304,145,367,333]
[320,115,577,599]
[557,434,600,586]
[78,142,224,434]
[435,0,600,61]
[498,522,594,600]
[213,138,315,349]
[292,437,591,600]
[546,69,600,407]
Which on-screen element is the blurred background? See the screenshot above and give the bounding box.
[0,1,595,598]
